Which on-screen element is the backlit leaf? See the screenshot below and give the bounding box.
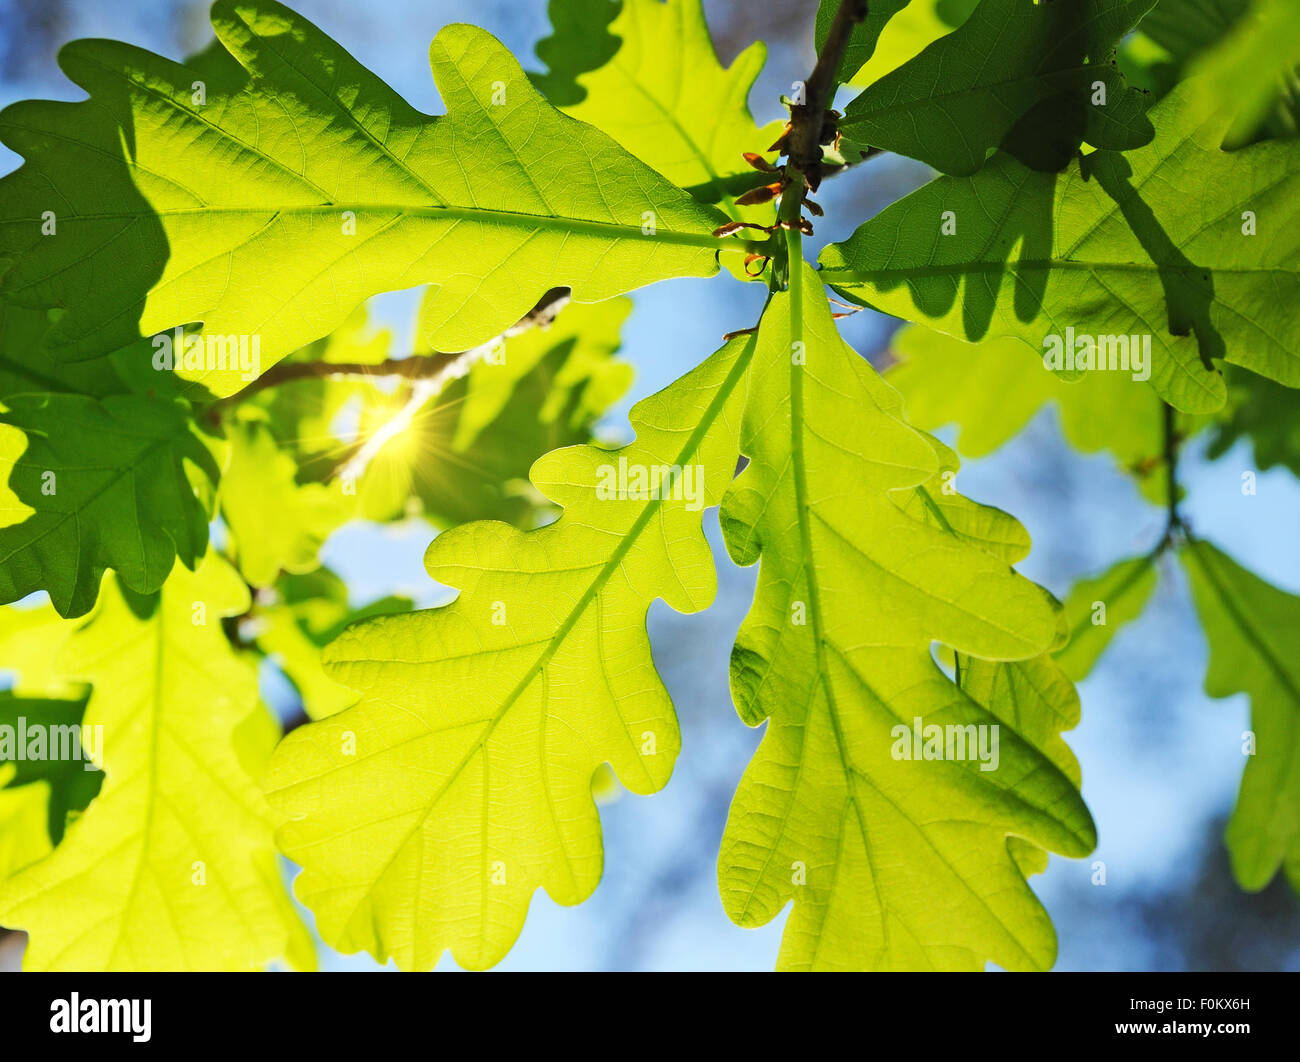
[0,394,221,617]
[888,323,1164,459]
[715,264,1093,970]
[820,81,1300,413]
[220,414,353,587]
[264,330,754,969]
[0,0,732,394]
[1182,540,1300,895]
[814,0,912,86]
[535,0,782,220]
[1054,555,1159,681]
[1206,368,1300,478]
[0,554,313,970]
[837,0,1155,175]
[840,0,978,89]
[253,568,412,721]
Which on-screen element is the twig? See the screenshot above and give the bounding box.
[1137,399,1187,561]
[786,0,868,190]
[1160,400,1185,546]
[209,287,572,412]
[210,351,465,407]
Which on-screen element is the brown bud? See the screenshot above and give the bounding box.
[734,181,782,207]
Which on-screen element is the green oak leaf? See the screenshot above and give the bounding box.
[0,554,313,969]
[0,692,103,855]
[1193,0,1300,140]
[535,0,783,220]
[913,454,1086,854]
[1054,555,1159,681]
[886,324,1170,500]
[879,333,1171,683]
[1181,539,1300,895]
[0,393,222,618]
[0,300,225,617]
[1134,0,1251,64]
[1134,0,1300,144]
[840,0,978,89]
[0,764,54,882]
[253,568,412,721]
[814,0,912,86]
[0,0,732,395]
[891,431,1034,565]
[1207,367,1300,478]
[957,651,1086,878]
[530,0,621,106]
[0,303,125,401]
[820,80,1300,414]
[908,439,1087,884]
[0,299,205,411]
[264,330,755,970]
[716,263,1093,971]
[220,413,353,587]
[838,0,1155,175]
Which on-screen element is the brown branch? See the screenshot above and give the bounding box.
[210,350,465,408]
[787,0,868,190]
[209,286,572,414]
[1161,400,1184,545]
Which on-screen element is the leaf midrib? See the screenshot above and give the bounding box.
[1063,555,1154,661]
[841,60,1101,127]
[764,258,1057,968]
[0,204,729,250]
[820,260,1295,281]
[781,245,890,959]
[327,329,759,932]
[1188,542,1300,708]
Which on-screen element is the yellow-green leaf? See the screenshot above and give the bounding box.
[716,263,1094,971]
[221,414,353,587]
[885,324,1174,501]
[1181,539,1300,895]
[0,0,731,394]
[264,330,755,969]
[821,81,1300,414]
[0,554,313,970]
[1055,555,1159,681]
[538,0,782,221]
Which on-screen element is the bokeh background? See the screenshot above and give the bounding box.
[1,0,1297,971]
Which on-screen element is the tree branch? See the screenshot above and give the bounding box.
[209,350,465,407]
[1161,400,1184,544]
[787,0,868,190]
[209,287,572,414]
